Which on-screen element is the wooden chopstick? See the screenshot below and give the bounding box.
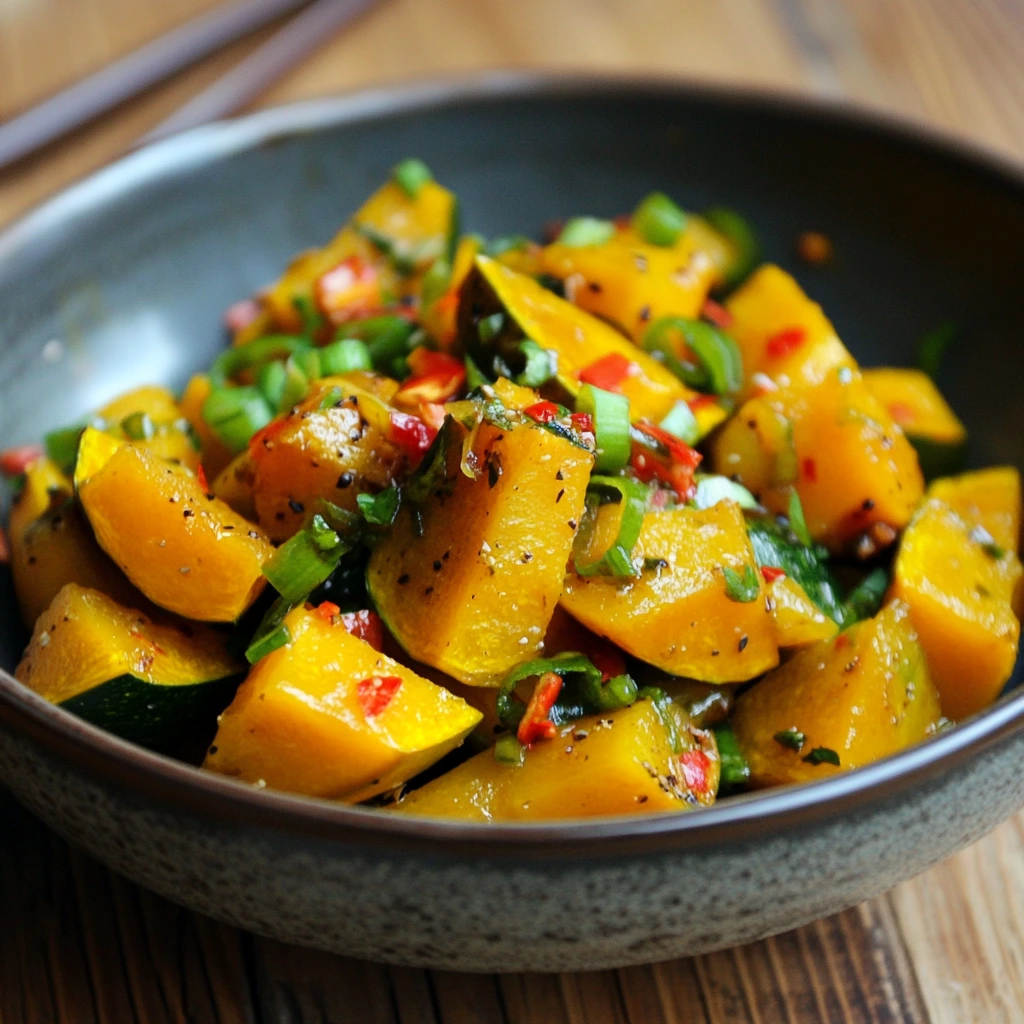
[0,0,313,172]
[138,0,379,147]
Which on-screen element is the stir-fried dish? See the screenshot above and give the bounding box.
[3,161,1022,821]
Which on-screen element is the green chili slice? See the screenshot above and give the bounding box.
[642,317,742,395]
[209,334,309,387]
[320,338,373,375]
[632,192,687,247]
[702,207,760,289]
[202,386,274,454]
[573,476,648,578]
[575,384,631,473]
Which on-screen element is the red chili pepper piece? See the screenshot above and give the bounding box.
[418,401,447,432]
[223,297,261,334]
[578,352,636,392]
[315,601,341,623]
[802,457,818,483]
[357,675,403,718]
[687,394,719,413]
[680,749,711,794]
[631,422,703,500]
[0,444,44,477]
[835,633,851,651]
[196,463,210,494]
[765,327,807,359]
[315,255,381,323]
[701,297,734,329]
[388,411,437,463]
[569,411,594,435]
[517,671,564,746]
[760,566,787,583]
[341,609,385,651]
[887,402,916,426]
[524,401,560,424]
[407,347,463,378]
[395,370,465,406]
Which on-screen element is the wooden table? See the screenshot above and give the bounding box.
[2,1,1023,1021]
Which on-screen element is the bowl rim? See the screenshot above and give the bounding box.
[1,69,1022,858]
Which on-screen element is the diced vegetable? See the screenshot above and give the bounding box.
[767,575,839,647]
[927,467,1021,555]
[732,601,942,786]
[391,700,719,820]
[15,584,242,751]
[561,501,778,682]
[180,374,235,478]
[204,605,480,801]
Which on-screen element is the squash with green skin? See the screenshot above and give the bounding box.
[75,427,273,622]
[560,500,779,682]
[863,367,967,480]
[459,255,725,432]
[8,457,137,628]
[391,699,719,821]
[732,600,942,787]
[368,397,594,686]
[204,605,481,801]
[15,584,243,751]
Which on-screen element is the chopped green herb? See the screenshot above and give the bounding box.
[787,489,813,547]
[841,567,889,626]
[357,486,400,526]
[773,728,806,752]
[713,724,750,788]
[969,525,1006,560]
[515,340,557,388]
[392,158,433,198]
[802,746,841,767]
[723,564,759,602]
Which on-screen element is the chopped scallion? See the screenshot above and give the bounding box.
[392,158,433,198]
[515,340,557,388]
[556,217,615,248]
[702,207,760,289]
[713,724,751,788]
[573,476,647,577]
[262,514,348,605]
[632,192,687,247]
[278,356,311,413]
[659,401,700,446]
[575,384,631,473]
[202,386,273,454]
[357,486,400,526]
[210,334,309,387]
[244,595,296,664]
[493,733,526,766]
[723,564,760,602]
[257,361,287,410]
[693,475,758,511]
[120,412,154,441]
[787,489,813,547]
[44,423,87,473]
[320,338,373,375]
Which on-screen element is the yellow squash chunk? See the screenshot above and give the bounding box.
[392,700,719,821]
[75,428,272,622]
[891,497,1021,720]
[561,501,778,682]
[725,265,856,397]
[180,373,235,478]
[732,600,942,787]
[16,584,242,750]
[464,255,702,424]
[927,467,1021,554]
[211,452,258,521]
[8,458,137,627]
[863,367,967,480]
[368,410,593,686]
[247,374,405,542]
[96,384,200,470]
[204,606,481,801]
[769,575,839,647]
[540,223,719,342]
[711,368,923,550]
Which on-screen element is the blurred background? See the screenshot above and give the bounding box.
[1,0,1023,228]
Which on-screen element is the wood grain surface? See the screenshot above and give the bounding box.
[1,1,1023,1021]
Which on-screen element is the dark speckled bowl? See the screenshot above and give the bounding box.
[1,74,1022,973]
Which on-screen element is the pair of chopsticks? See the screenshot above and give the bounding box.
[0,0,378,172]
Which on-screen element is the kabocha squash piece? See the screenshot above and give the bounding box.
[561,501,778,682]
[863,367,967,480]
[421,234,481,348]
[15,584,242,751]
[724,265,856,397]
[927,467,1021,554]
[262,174,458,332]
[75,428,272,622]
[711,368,923,550]
[248,374,406,542]
[368,406,594,686]
[180,373,234,478]
[732,600,942,787]
[768,574,839,647]
[891,497,1021,720]
[392,700,719,821]
[95,385,201,470]
[211,452,258,521]
[8,458,137,627]
[540,222,720,342]
[461,255,707,425]
[204,605,481,801]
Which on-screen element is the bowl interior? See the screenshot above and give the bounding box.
[1,76,1022,713]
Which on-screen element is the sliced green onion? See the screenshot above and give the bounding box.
[596,674,639,712]
[575,384,631,473]
[202,386,274,454]
[484,235,533,257]
[713,724,750,789]
[357,486,400,526]
[119,411,155,441]
[44,423,87,473]
[292,295,325,336]
[841,568,889,626]
[320,338,373,375]
[392,158,433,198]
[916,322,957,380]
[702,207,760,289]
[477,312,505,344]
[632,192,687,247]
[556,217,615,248]
[693,475,758,510]
[256,361,287,410]
[787,489,813,547]
[210,334,309,387]
[723,564,760,602]
[245,595,296,664]
[573,476,648,578]
[278,356,311,413]
[339,316,416,374]
[291,347,321,381]
[515,340,557,388]
[493,733,526,766]
[262,514,348,605]
[643,317,742,395]
[658,401,700,446]
[421,256,452,308]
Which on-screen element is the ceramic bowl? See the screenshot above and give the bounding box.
[1,74,1022,973]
